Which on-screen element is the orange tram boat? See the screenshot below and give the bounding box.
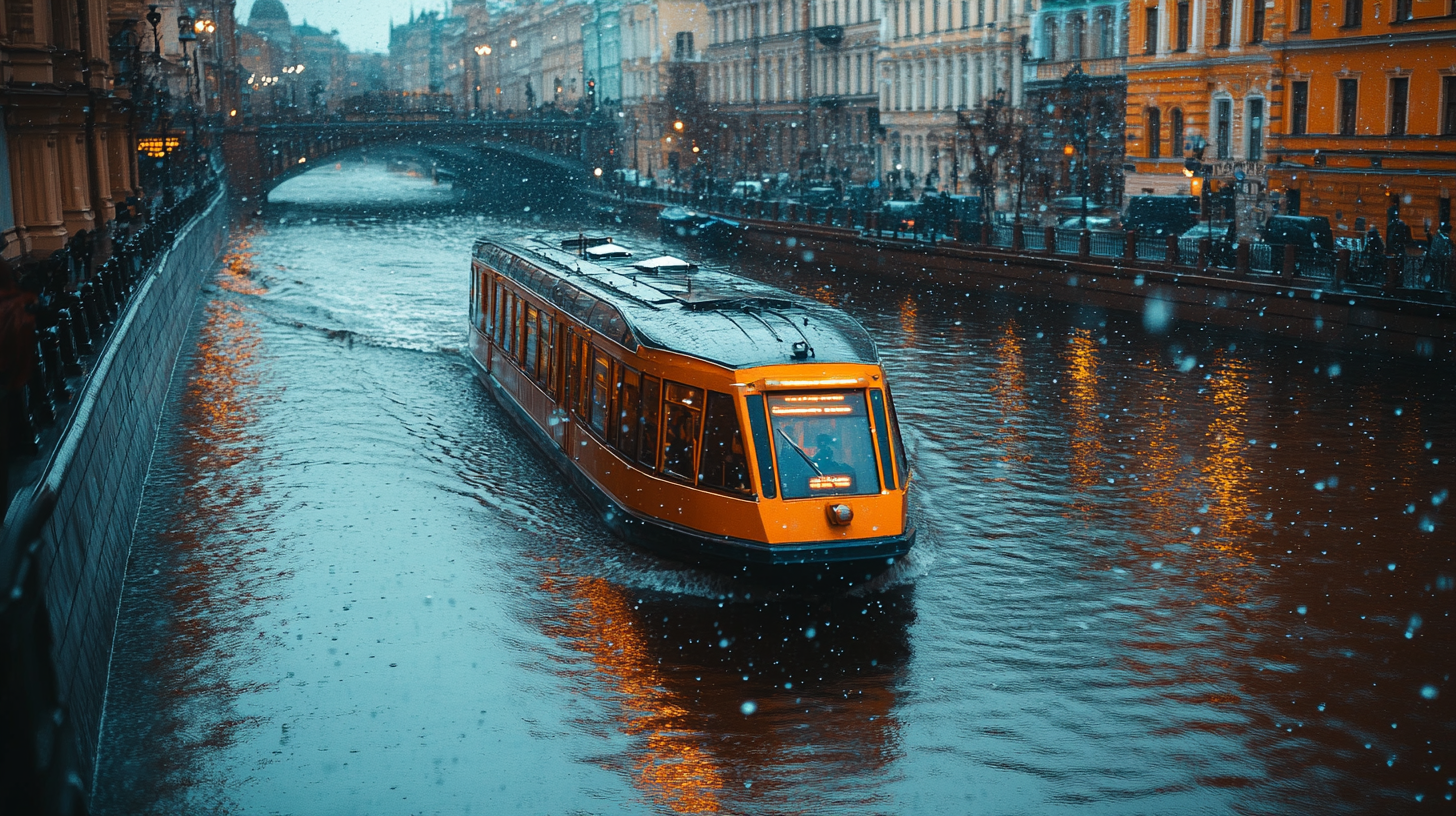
[466,233,915,579]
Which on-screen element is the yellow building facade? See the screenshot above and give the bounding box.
[1124,0,1456,240]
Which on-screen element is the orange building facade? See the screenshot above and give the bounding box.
[1266,1,1455,239]
[1123,0,1455,240]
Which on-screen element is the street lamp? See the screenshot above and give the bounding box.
[475,44,491,55]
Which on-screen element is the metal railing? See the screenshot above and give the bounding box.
[2,175,222,513]
[629,191,1456,299]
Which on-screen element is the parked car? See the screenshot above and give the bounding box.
[1056,215,1118,231]
[730,180,764,199]
[1180,223,1237,267]
[878,200,921,234]
[1262,215,1334,252]
[1050,195,1111,216]
[1124,195,1199,237]
[802,186,840,208]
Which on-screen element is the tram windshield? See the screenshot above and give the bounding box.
[766,391,880,499]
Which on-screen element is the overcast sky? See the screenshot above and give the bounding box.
[237,0,449,53]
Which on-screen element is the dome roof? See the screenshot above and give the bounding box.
[249,0,290,25]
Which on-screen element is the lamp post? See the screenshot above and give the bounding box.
[1063,66,1092,229]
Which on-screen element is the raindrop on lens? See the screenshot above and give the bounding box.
[741,701,757,715]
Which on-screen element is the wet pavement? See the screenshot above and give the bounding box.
[93,162,1452,814]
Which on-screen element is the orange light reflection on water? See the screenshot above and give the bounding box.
[540,574,724,813]
[990,320,1032,468]
[1065,329,1104,496]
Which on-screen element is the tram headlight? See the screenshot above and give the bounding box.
[826,503,853,526]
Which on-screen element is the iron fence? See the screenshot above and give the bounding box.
[1090,232,1124,258]
[1177,238,1201,266]
[1054,229,1081,255]
[1135,234,1165,262]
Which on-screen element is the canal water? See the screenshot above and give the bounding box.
[93,162,1451,815]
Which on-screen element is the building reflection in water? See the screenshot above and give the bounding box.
[533,567,914,813]
[989,320,1032,468]
[1065,328,1104,497]
[94,240,275,808]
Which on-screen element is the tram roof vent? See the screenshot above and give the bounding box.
[583,243,632,259]
[632,255,697,272]
[559,235,615,250]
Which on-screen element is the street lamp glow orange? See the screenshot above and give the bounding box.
[475,45,491,55]
[673,120,684,131]
[509,38,518,47]
[1063,143,1075,156]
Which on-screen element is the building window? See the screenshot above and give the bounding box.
[1215,98,1232,158]
[1097,10,1113,57]
[1171,108,1185,156]
[1071,14,1085,59]
[675,32,694,60]
[1250,0,1265,43]
[1045,18,1058,60]
[1343,0,1362,27]
[962,0,970,28]
[1144,7,1158,54]
[1444,76,1456,135]
[1297,0,1312,31]
[1290,80,1309,134]
[1218,1,1232,45]
[1389,77,1409,136]
[1394,0,1412,20]
[1148,107,1162,158]
[1247,98,1264,160]
[1175,2,1190,51]
[1339,78,1359,135]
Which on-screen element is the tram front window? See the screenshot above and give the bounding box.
[766,392,880,499]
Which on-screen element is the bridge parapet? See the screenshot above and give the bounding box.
[222,117,617,201]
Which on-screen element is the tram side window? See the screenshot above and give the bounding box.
[661,381,703,484]
[589,349,611,434]
[869,389,897,490]
[492,285,506,347]
[886,386,909,483]
[639,375,661,470]
[476,270,489,332]
[524,305,539,373]
[544,316,559,397]
[698,391,752,495]
[617,366,642,457]
[572,334,591,422]
[514,298,526,362]
[502,291,515,354]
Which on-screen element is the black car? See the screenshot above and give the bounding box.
[1123,195,1199,237]
[1262,215,1334,252]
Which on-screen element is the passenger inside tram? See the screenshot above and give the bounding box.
[767,392,880,499]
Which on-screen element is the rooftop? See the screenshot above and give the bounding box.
[474,235,880,370]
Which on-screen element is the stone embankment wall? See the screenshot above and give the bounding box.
[31,191,230,788]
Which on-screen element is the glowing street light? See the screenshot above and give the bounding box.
[474,44,491,55]
[673,120,684,132]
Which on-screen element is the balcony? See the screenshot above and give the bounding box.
[1033,56,1125,81]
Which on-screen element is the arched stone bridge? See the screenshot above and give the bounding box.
[221,117,618,201]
